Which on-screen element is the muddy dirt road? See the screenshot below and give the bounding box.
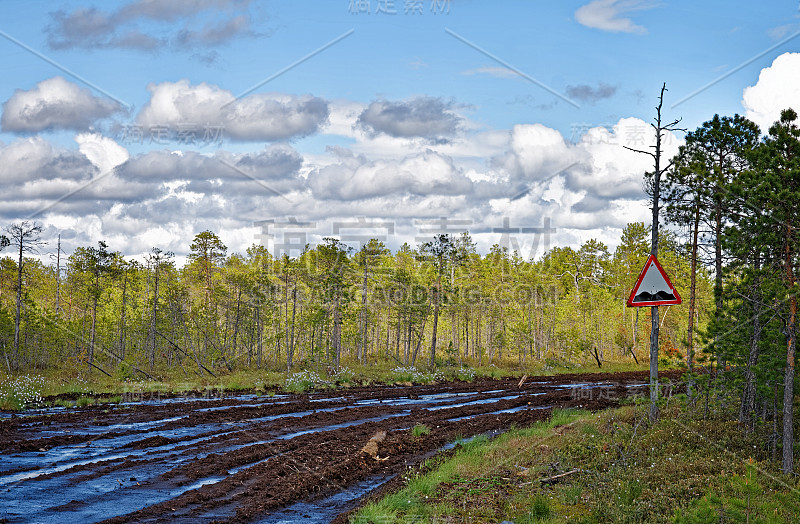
[0,371,676,523]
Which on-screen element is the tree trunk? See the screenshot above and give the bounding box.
[782,232,796,475]
[739,255,761,427]
[256,307,262,368]
[687,203,700,398]
[119,268,128,361]
[430,269,441,369]
[360,262,368,365]
[149,265,159,370]
[89,280,98,374]
[14,241,23,367]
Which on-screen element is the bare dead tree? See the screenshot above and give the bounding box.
[624,83,684,421]
[5,221,44,368]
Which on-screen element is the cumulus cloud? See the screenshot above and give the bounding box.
[136,80,329,141]
[117,146,302,189]
[357,97,462,140]
[308,147,472,201]
[574,0,659,34]
[492,117,680,205]
[47,0,257,51]
[0,108,676,260]
[0,137,95,185]
[76,133,130,175]
[1,77,124,133]
[492,124,578,195]
[742,52,800,133]
[565,82,617,103]
[570,117,679,198]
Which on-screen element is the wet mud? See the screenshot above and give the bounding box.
[0,370,681,523]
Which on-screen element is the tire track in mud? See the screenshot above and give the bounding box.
[0,371,679,523]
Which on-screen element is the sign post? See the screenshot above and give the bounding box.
[627,254,681,420]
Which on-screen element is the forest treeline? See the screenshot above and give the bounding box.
[0,221,702,378]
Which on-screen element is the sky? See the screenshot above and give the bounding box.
[1,0,800,265]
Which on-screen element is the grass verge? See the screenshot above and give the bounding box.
[350,403,800,523]
[0,357,649,410]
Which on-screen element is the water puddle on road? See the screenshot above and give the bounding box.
[256,474,396,524]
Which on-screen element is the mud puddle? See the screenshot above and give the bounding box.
[0,370,678,523]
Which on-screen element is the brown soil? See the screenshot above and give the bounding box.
[0,370,682,523]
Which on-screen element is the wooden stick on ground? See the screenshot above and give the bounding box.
[538,468,580,485]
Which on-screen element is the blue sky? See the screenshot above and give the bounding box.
[1,0,799,262]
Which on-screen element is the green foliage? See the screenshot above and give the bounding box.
[115,362,134,382]
[411,424,430,437]
[0,373,45,410]
[354,403,800,523]
[0,219,708,396]
[285,370,326,393]
[674,460,779,524]
[521,495,551,521]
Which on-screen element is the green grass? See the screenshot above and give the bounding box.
[0,396,23,411]
[350,404,800,523]
[1,357,650,410]
[353,409,587,522]
[412,424,431,438]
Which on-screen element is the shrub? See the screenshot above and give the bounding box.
[412,424,431,437]
[285,370,326,393]
[0,374,46,410]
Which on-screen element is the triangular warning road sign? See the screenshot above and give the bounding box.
[627,254,682,307]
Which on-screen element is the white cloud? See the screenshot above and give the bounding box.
[47,0,256,51]
[308,148,472,201]
[574,0,659,34]
[572,117,680,198]
[136,80,329,141]
[1,77,123,133]
[742,52,800,133]
[0,108,675,260]
[0,137,94,185]
[356,97,461,140]
[75,133,130,175]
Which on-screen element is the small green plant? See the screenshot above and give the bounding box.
[285,370,325,393]
[0,395,23,411]
[330,366,355,386]
[616,479,643,506]
[76,396,93,407]
[523,494,551,521]
[412,424,431,437]
[456,367,476,381]
[115,362,134,381]
[674,459,768,524]
[0,374,46,410]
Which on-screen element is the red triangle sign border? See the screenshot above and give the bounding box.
[626,254,682,307]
